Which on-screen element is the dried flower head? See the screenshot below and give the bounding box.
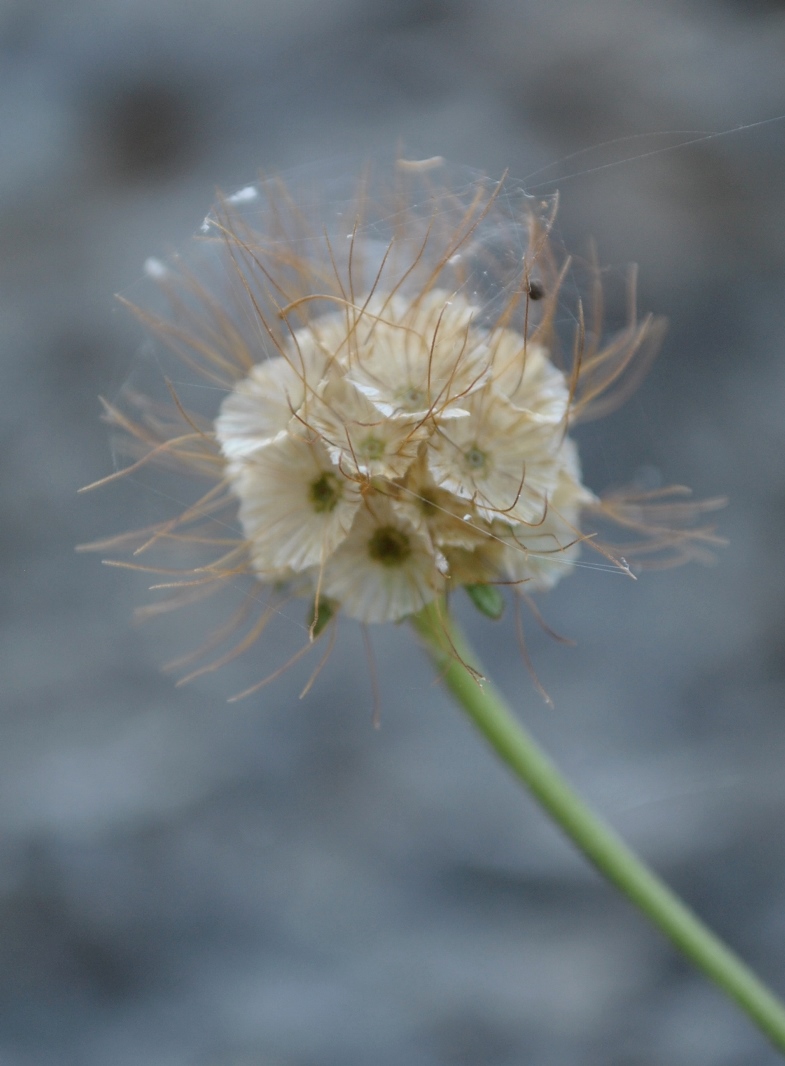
[80,158,724,697]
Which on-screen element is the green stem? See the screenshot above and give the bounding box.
[412,599,785,1055]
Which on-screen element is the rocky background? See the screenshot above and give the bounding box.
[3,1,785,1063]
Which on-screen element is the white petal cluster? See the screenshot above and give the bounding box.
[215,290,595,623]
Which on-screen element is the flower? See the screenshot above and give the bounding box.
[228,431,362,576]
[211,280,590,622]
[321,494,444,624]
[81,158,724,694]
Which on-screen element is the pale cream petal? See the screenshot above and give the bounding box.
[427,388,565,523]
[305,376,428,479]
[499,443,597,591]
[323,495,444,623]
[231,434,361,573]
[489,333,569,419]
[344,290,490,419]
[216,357,303,460]
[394,454,492,550]
[215,330,341,462]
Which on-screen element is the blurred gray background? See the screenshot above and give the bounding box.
[3,1,785,1063]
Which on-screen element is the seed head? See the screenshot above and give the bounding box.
[80,158,724,695]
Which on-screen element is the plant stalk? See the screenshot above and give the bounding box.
[412,599,785,1055]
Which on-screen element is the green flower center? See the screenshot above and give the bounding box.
[308,471,342,513]
[465,445,487,472]
[395,385,426,411]
[368,525,412,567]
[358,435,386,462]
